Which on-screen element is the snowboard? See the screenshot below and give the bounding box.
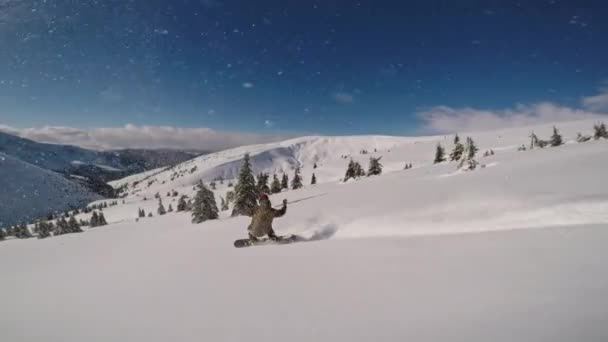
[234,235,299,248]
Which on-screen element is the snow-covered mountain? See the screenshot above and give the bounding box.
[0,131,202,179]
[2,119,608,341]
[111,119,598,201]
[0,152,102,227]
[0,131,204,226]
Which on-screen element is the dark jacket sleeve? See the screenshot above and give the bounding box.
[272,204,287,218]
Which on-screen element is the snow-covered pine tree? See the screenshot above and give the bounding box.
[37,221,51,239]
[458,137,479,171]
[220,196,229,211]
[550,126,563,147]
[232,154,258,217]
[90,212,99,227]
[367,156,383,176]
[256,172,270,194]
[15,223,32,239]
[98,212,108,226]
[313,162,318,169]
[593,122,608,139]
[344,159,356,182]
[168,204,173,212]
[210,181,216,190]
[466,137,478,159]
[157,198,166,216]
[55,217,69,234]
[434,143,446,164]
[225,190,235,204]
[281,173,289,189]
[177,195,188,212]
[518,144,527,151]
[449,134,464,161]
[270,174,282,193]
[148,212,153,217]
[311,173,317,185]
[68,215,82,233]
[354,161,365,177]
[291,167,303,190]
[0,228,6,241]
[192,181,219,223]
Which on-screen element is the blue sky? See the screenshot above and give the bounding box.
[1,0,608,149]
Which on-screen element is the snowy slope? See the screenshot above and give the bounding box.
[2,119,608,341]
[0,152,101,227]
[111,119,597,201]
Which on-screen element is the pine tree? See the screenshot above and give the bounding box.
[449,134,464,161]
[209,181,216,190]
[177,195,188,212]
[367,156,383,176]
[15,223,32,239]
[232,154,258,216]
[0,228,6,241]
[459,137,479,171]
[256,172,270,194]
[550,126,563,147]
[192,181,219,223]
[311,173,317,185]
[313,162,318,169]
[291,167,303,190]
[157,198,166,216]
[344,159,356,181]
[68,215,82,233]
[225,190,235,204]
[55,217,69,234]
[220,196,229,211]
[168,204,173,212]
[37,221,51,239]
[90,212,99,228]
[270,174,282,193]
[148,212,153,217]
[354,161,365,177]
[593,122,608,140]
[434,143,446,164]
[281,173,289,189]
[98,212,107,226]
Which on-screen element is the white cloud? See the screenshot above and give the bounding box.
[582,87,608,111]
[419,102,606,134]
[0,124,292,151]
[333,92,354,104]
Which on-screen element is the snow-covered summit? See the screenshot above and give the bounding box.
[111,119,597,199]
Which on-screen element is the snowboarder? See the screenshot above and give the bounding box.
[245,194,287,241]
